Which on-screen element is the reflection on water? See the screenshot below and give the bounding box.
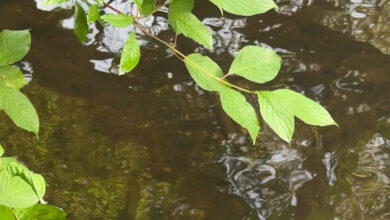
[0,0,390,219]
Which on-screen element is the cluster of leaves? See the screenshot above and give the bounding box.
[0,30,65,219]
[44,0,337,144]
[0,145,66,220]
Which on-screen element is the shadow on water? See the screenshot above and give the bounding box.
[1,0,390,219]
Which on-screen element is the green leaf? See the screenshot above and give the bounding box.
[0,65,27,90]
[168,0,213,50]
[0,86,39,136]
[184,53,225,92]
[0,170,40,208]
[0,30,31,67]
[119,33,140,75]
[87,4,100,24]
[5,162,46,204]
[220,88,260,144]
[0,206,14,220]
[100,14,133,28]
[74,2,88,43]
[258,91,294,143]
[43,0,70,6]
[0,145,3,157]
[134,0,157,15]
[0,158,18,171]
[210,0,278,16]
[229,46,281,84]
[14,204,66,220]
[272,89,337,127]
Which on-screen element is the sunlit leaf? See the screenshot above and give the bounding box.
[101,14,133,28]
[5,162,46,204]
[184,53,225,92]
[0,65,27,90]
[0,86,39,136]
[229,46,281,83]
[134,0,157,15]
[43,0,69,6]
[87,4,100,24]
[0,145,3,157]
[74,2,88,43]
[168,0,213,50]
[258,91,294,143]
[0,30,31,67]
[14,204,66,220]
[220,88,260,144]
[272,89,337,127]
[210,0,278,16]
[119,33,140,75]
[0,170,40,208]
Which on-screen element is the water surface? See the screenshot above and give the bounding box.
[1,0,390,219]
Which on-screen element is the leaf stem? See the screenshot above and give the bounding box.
[8,207,19,220]
[103,2,257,95]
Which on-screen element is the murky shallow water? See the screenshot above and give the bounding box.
[1,0,390,219]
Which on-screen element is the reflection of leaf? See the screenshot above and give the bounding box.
[220,88,260,144]
[184,53,225,92]
[0,86,39,136]
[0,30,31,67]
[14,204,66,220]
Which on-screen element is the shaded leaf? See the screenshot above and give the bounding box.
[220,88,260,144]
[184,53,225,92]
[101,14,133,28]
[119,33,140,75]
[0,206,14,220]
[0,86,39,136]
[258,91,294,143]
[273,89,337,127]
[168,0,213,50]
[0,30,31,67]
[229,46,281,83]
[134,0,157,15]
[74,2,88,43]
[14,204,66,220]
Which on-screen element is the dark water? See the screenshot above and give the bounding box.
[1,0,390,219]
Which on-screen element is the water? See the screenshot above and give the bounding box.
[1,0,390,219]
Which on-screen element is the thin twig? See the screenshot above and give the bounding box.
[103,1,257,95]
